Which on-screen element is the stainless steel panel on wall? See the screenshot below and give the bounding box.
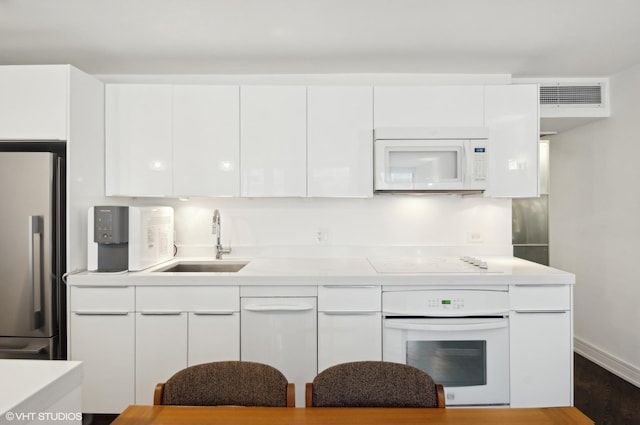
[512,194,549,265]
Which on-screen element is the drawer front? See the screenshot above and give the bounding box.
[318,285,381,311]
[136,286,239,311]
[510,285,571,311]
[70,286,134,311]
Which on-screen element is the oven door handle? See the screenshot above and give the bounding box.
[384,320,508,332]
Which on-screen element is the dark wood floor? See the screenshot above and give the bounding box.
[83,354,640,425]
[82,414,117,425]
[574,353,640,425]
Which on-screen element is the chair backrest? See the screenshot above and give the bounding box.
[306,361,445,408]
[155,361,295,407]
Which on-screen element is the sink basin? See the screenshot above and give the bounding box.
[156,261,248,273]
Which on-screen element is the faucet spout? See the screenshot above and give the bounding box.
[212,209,231,259]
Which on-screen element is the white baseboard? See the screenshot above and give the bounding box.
[574,337,640,388]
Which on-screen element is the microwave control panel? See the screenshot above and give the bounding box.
[470,141,488,181]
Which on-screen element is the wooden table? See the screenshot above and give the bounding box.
[112,405,594,425]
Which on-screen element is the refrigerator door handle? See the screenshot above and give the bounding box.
[28,216,44,330]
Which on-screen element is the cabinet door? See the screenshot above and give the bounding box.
[241,297,317,406]
[188,312,240,366]
[374,86,485,128]
[240,86,307,197]
[0,65,68,140]
[173,85,240,197]
[307,86,373,197]
[509,311,572,407]
[69,312,134,413]
[318,312,382,372]
[105,84,173,196]
[484,84,540,198]
[135,312,188,405]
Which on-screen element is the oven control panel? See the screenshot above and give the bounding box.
[384,289,509,316]
[427,297,465,310]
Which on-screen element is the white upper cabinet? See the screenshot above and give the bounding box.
[240,86,307,197]
[373,85,485,128]
[0,65,68,140]
[106,84,241,197]
[484,84,539,198]
[307,86,374,197]
[103,82,537,198]
[173,85,240,197]
[106,84,173,196]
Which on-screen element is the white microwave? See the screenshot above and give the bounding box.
[374,127,489,193]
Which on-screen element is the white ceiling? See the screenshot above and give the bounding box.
[1,0,639,77]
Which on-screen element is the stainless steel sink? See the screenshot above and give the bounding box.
[156,261,248,273]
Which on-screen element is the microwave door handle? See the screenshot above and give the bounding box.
[461,143,469,185]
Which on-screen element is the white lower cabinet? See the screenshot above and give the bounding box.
[71,284,240,413]
[136,310,241,405]
[318,313,382,371]
[510,311,572,407]
[188,311,240,366]
[135,312,188,405]
[135,286,240,405]
[317,285,382,372]
[240,289,317,407]
[69,286,135,413]
[509,285,572,407]
[70,281,572,412]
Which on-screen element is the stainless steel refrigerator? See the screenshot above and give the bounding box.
[0,147,65,360]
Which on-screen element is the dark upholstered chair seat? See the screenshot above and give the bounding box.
[306,361,445,408]
[154,361,295,407]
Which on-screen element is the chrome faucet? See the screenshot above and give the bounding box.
[212,209,232,259]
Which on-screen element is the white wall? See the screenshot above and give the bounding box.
[549,63,640,386]
[134,196,512,258]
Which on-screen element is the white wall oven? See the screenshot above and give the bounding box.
[383,288,510,406]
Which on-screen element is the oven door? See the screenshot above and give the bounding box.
[383,317,509,406]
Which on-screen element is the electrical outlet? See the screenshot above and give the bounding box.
[467,231,484,243]
[316,229,329,243]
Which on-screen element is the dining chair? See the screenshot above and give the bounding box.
[154,361,295,407]
[305,361,445,408]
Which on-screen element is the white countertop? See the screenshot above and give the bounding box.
[0,360,82,424]
[69,255,575,286]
